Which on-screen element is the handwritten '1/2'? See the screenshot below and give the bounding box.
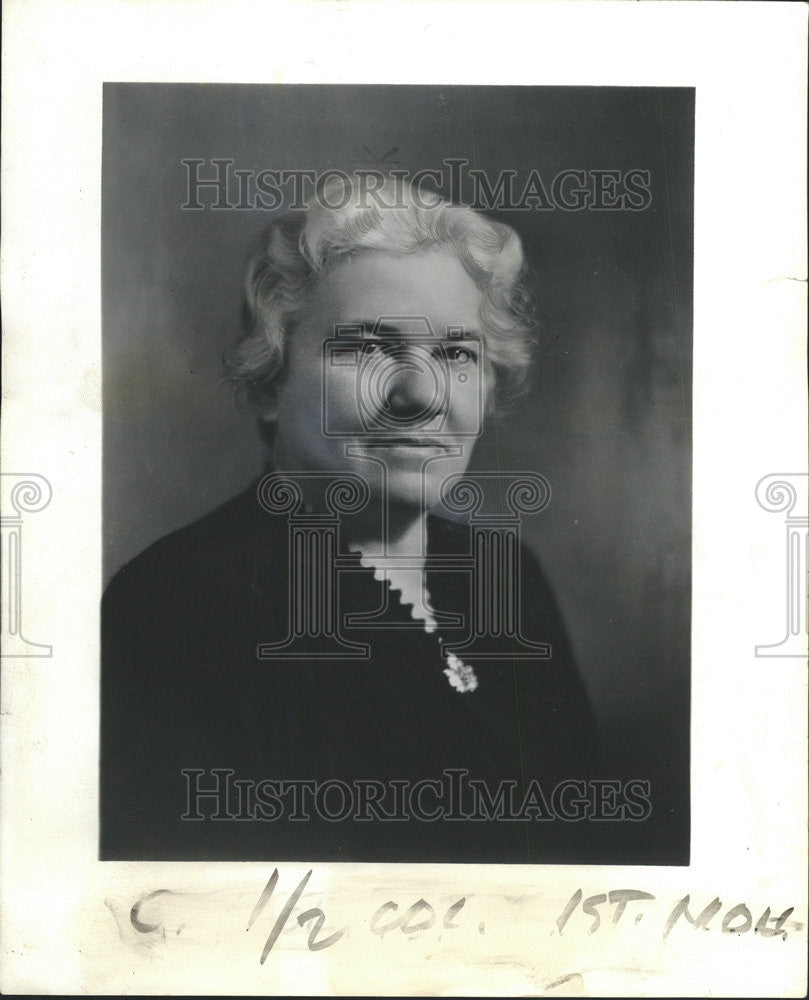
[246,868,468,962]
[247,869,344,962]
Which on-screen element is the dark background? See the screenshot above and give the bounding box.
[103,85,693,857]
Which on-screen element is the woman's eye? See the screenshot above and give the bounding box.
[443,344,478,364]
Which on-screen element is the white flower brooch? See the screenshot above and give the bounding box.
[442,651,479,693]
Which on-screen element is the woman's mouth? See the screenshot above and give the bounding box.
[356,436,451,449]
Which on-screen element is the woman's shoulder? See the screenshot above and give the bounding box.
[103,483,269,609]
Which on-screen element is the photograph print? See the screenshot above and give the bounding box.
[100,85,693,865]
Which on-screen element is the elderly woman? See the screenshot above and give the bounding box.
[101,176,597,862]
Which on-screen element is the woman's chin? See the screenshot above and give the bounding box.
[377,470,444,514]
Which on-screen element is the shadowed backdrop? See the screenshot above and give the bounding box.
[103,85,693,858]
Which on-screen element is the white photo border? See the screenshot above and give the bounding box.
[1,1,806,996]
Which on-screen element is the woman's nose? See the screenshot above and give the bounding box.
[382,356,443,419]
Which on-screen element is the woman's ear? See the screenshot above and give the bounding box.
[256,381,280,424]
[255,389,279,462]
[482,363,498,419]
[258,394,279,423]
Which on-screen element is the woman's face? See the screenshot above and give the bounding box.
[272,247,491,517]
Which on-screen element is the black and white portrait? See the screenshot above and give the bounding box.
[100,85,693,865]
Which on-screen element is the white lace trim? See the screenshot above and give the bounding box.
[348,544,438,632]
[348,543,478,694]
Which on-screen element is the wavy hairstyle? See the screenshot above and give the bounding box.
[224,174,537,408]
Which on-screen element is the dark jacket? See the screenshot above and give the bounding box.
[101,484,599,862]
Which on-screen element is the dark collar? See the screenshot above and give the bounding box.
[245,479,470,597]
